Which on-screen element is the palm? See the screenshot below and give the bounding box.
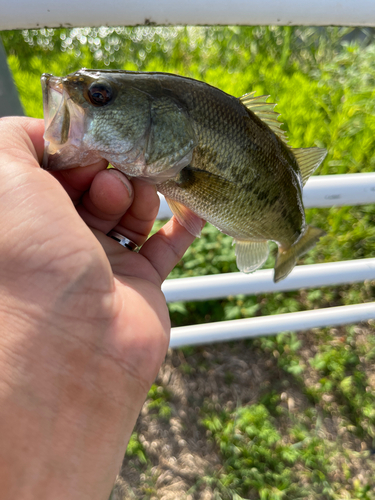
[0,117,197,500]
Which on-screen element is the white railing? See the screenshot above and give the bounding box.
[160,172,375,346]
[1,0,375,30]
[2,9,375,347]
[170,303,375,348]
[163,259,375,303]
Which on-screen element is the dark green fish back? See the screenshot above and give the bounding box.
[154,76,305,247]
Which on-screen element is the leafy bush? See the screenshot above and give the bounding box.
[202,403,336,499]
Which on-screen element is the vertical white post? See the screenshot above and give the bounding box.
[0,40,24,117]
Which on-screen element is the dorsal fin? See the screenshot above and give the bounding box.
[240,92,327,185]
[239,92,287,141]
[292,147,328,186]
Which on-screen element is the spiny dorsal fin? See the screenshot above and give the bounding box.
[292,147,327,186]
[239,92,287,141]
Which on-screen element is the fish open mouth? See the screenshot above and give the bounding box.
[42,74,68,163]
[41,73,89,170]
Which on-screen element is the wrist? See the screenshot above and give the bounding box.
[0,259,127,500]
[0,298,132,500]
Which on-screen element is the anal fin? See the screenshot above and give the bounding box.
[234,240,269,273]
[165,197,204,237]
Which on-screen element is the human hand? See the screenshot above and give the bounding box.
[0,117,198,500]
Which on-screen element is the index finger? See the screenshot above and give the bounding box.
[0,117,109,206]
[0,117,45,167]
[51,161,109,204]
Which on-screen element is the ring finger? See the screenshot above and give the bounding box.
[111,178,160,247]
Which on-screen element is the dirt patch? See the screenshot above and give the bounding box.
[112,322,375,499]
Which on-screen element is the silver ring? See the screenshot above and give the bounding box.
[107,230,138,251]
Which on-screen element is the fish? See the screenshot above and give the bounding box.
[41,69,327,282]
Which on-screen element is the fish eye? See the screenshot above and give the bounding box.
[87,82,113,106]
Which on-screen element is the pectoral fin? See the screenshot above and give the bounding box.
[234,240,269,273]
[165,197,204,238]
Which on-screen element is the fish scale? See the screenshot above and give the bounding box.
[41,69,327,282]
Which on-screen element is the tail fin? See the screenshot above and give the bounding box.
[274,226,326,283]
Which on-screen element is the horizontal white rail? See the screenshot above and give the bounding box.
[162,258,375,302]
[169,302,375,348]
[157,172,375,219]
[1,0,375,30]
[302,173,375,208]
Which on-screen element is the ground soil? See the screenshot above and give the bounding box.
[112,323,375,499]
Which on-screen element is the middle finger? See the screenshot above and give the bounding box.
[77,169,134,234]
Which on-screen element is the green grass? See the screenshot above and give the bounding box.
[2,26,375,499]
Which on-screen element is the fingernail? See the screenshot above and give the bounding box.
[109,169,133,198]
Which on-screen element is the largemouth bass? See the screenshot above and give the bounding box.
[41,69,327,282]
